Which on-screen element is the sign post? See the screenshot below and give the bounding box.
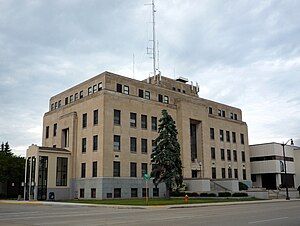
[143,173,151,205]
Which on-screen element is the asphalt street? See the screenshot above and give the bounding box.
[0,201,300,226]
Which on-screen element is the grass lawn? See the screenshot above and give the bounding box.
[62,197,258,206]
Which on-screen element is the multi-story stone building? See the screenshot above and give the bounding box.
[24,71,251,200]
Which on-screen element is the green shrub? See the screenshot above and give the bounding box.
[199,193,209,197]
[208,193,217,197]
[218,192,231,197]
[239,182,249,191]
[232,192,248,197]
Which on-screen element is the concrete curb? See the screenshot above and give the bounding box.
[1,199,299,210]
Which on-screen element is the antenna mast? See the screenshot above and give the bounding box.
[152,0,156,82]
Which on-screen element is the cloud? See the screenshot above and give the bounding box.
[0,0,299,155]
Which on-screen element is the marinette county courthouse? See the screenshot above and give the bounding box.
[24,71,251,200]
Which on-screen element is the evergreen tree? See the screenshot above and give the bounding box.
[151,109,183,198]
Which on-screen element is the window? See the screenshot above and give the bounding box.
[114,135,121,151]
[92,161,97,177]
[51,103,54,110]
[93,109,98,125]
[56,157,68,186]
[88,87,92,95]
[240,133,245,145]
[145,91,150,99]
[212,167,216,179]
[222,110,225,117]
[210,128,215,140]
[141,138,147,154]
[163,96,169,104]
[227,149,231,161]
[113,161,120,177]
[218,109,222,116]
[79,189,84,198]
[152,140,157,152]
[130,112,137,127]
[80,90,83,99]
[114,109,121,125]
[116,83,122,93]
[141,163,148,177]
[141,115,147,129]
[114,188,121,198]
[192,170,198,178]
[242,151,245,162]
[58,100,61,108]
[65,97,69,105]
[251,174,256,182]
[153,188,159,197]
[82,113,87,128]
[130,162,137,177]
[158,94,163,103]
[53,123,57,136]
[91,188,96,198]
[131,188,138,198]
[220,129,224,141]
[70,95,73,103]
[209,107,213,114]
[138,89,144,98]
[232,132,236,143]
[221,168,226,178]
[228,168,232,178]
[183,90,186,93]
[62,128,69,148]
[93,85,97,93]
[235,169,238,179]
[75,93,78,101]
[230,113,234,119]
[45,126,49,139]
[81,163,86,178]
[243,169,246,180]
[221,149,225,160]
[233,150,237,161]
[123,85,129,95]
[211,147,216,160]
[55,102,58,109]
[234,114,238,120]
[82,138,87,153]
[177,88,181,92]
[226,131,230,142]
[93,135,98,151]
[107,193,112,198]
[151,116,157,131]
[98,82,103,91]
[142,188,149,197]
[130,137,137,153]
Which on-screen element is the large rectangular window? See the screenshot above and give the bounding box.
[45,126,49,139]
[123,85,129,95]
[228,168,232,178]
[212,167,216,179]
[62,128,69,148]
[116,83,122,93]
[138,89,144,98]
[130,112,137,128]
[232,132,236,143]
[81,163,86,178]
[114,109,121,125]
[79,189,84,198]
[241,133,245,144]
[82,113,87,128]
[98,82,102,91]
[221,168,226,178]
[141,138,148,154]
[93,109,98,125]
[145,91,150,99]
[220,129,224,141]
[114,135,121,151]
[141,115,147,129]
[151,117,157,131]
[242,151,246,162]
[53,123,57,137]
[88,87,92,95]
[80,90,83,99]
[91,188,96,198]
[56,157,68,186]
[130,162,137,177]
[92,161,97,177]
[243,169,246,180]
[93,135,98,151]
[141,163,148,177]
[190,123,197,161]
[163,96,169,104]
[226,131,230,142]
[65,97,69,105]
[233,150,237,161]
[152,140,157,152]
[211,147,216,160]
[221,149,225,160]
[158,94,163,103]
[130,137,137,153]
[114,188,121,198]
[113,161,120,177]
[209,107,213,114]
[234,169,238,179]
[131,188,138,198]
[82,138,87,153]
[210,128,215,140]
[227,149,231,161]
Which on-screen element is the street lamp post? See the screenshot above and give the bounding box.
[281,139,294,201]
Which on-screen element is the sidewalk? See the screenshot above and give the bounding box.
[1,198,300,209]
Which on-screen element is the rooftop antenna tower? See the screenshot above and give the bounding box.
[146,0,158,83]
[132,53,135,79]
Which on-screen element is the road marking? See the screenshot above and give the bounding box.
[0,211,40,216]
[248,217,288,224]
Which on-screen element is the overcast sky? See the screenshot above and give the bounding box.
[0,0,299,156]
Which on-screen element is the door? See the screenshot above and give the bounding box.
[37,156,48,200]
